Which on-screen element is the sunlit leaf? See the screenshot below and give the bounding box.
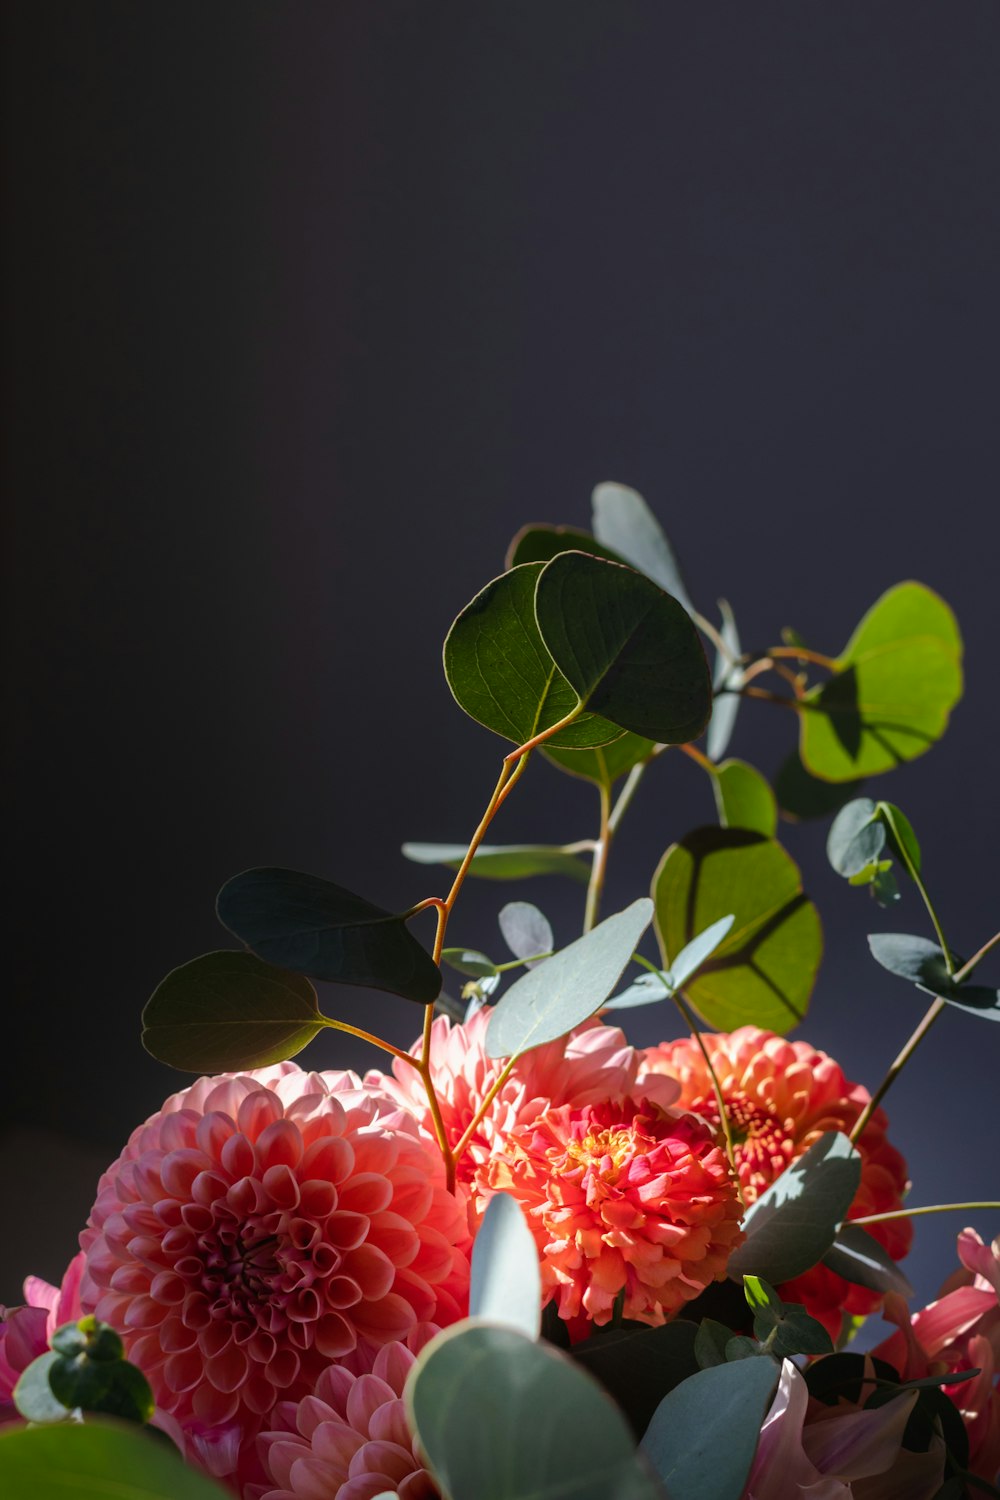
[217,868,441,1003]
[535,553,712,744]
[443,563,624,748]
[408,1323,661,1500]
[800,583,963,782]
[591,481,696,616]
[13,1352,68,1424]
[486,899,653,1059]
[879,801,922,874]
[728,1132,861,1284]
[822,1224,914,1298]
[707,599,743,761]
[402,841,590,884]
[743,1277,833,1358]
[469,1194,541,1339]
[543,732,656,787]
[498,902,553,968]
[142,952,325,1072]
[713,759,777,837]
[653,828,822,1033]
[0,1420,232,1499]
[641,1358,779,1500]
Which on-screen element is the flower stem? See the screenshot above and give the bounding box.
[584,780,612,934]
[608,760,648,834]
[503,707,584,763]
[319,1017,416,1066]
[451,1055,519,1171]
[849,996,947,1145]
[953,930,1000,985]
[852,1201,1000,1228]
[766,645,839,671]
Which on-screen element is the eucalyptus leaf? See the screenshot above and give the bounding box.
[535,553,712,744]
[571,1320,699,1438]
[800,582,963,782]
[822,1224,915,1298]
[443,563,624,748]
[591,481,696,616]
[707,599,743,762]
[653,828,822,1033]
[506,523,624,570]
[670,914,736,989]
[402,841,590,883]
[407,1322,662,1500]
[774,751,864,822]
[867,934,1000,1019]
[469,1194,542,1339]
[728,1132,861,1285]
[13,1352,70,1423]
[743,1278,833,1359]
[712,759,777,837]
[141,951,325,1072]
[603,972,672,1012]
[441,948,498,980]
[543,732,656,787]
[878,801,922,874]
[498,902,553,969]
[216,868,441,1003]
[827,798,884,877]
[486,899,653,1059]
[641,1358,779,1500]
[693,1319,732,1370]
[0,1419,232,1499]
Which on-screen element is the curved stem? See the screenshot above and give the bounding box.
[735,684,799,710]
[678,741,716,775]
[849,996,947,1144]
[404,896,448,921]
[503,707,584,762]
[451,1055,519,1169]
[319,1017,417,1067]
[953,929,1000,985]
[584,780,612,934]
[671,990,746,1210]
[766,645,839,671]
[852,1201,1000,1228]
[608,760,648,833]
[691,609,732,664]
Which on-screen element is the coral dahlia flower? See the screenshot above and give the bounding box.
[488,1097,743,1327]
[254,1332,438,1500]
[79,1065,470,1484]
[639,1027,911,1335]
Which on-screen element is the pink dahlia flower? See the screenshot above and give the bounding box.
[874,1228,1000,1482]
[0,1252,84,1421]
[79,1065,470,1486]
[253,1330,437,1500]
[488,1096,743,1328]
[747,1357,946,1499]
[367,1010,679,1209]
[639,1027,911,1336]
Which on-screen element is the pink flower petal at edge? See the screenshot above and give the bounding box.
[0,1252,85,1417]
[746,1360,848,1500]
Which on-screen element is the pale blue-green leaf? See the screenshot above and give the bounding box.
[827,798,884,877]
[486,899,653,1059]
[441,949,498,980]
[401,841,590,884]
[408,1322,662,1500]
[603,972,672,1011]
[498,902,553,969]
[14,1353,70,1423]
[592,482,695,615]
[641,1358,779,1500]
[728,1131,861,1285]
[707,599,743,761]
[867,934,1000,1019]
[670,914,736,990]
[469,1194,541,1338]
[822,1225,914,1298]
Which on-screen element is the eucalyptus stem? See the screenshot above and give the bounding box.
[319,1016,417,1066]
[849,996,946,1145]
[691,609,733,665]
[503,706,584,762]
[879,802,953,971]
[608,760,648,834]
[584,780,612,934]
[766,645,839,671]
[953,930,1000,984]
[852,1201,1000,1228]
[451,1055,519,1169]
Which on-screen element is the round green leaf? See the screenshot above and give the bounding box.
[713,759,777,837]
[401,841,590,883]
[142,951,325,1072]
[469,1194,541,1338]
[591,481,696,616]
[505,523,624,570]
[727,1131,862,1285]
[217,868,441,1003]
[640,1358,779,1500]
[800,582,963,782]
[486,898,653,1060]
[407,1322,661,1500]
[652,828,822,1033]
[14,1353,70,1424]
[535,553,712,744]
[543,732,656,787]
[0,1419,233,1499]
[443,563,624,748]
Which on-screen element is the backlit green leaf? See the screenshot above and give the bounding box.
[800,583,963,782]
[822,1224,914,1298]
[142,951,325,1072]
[402,841,590,883]
[543,732,656,787]
[486,899,653,1059]
[652,829,822,1033]
[216,868,441,1003]
[535,553,712,744]
[0,1420,232,1499]
[728,1132,861,1284]
[713,759,777,837]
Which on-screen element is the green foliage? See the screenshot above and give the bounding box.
[591,481,696,616]
[653,828,822,1032]
[13,1353,69,1424]
[407,1323,661,1500]
[16,1318,155,1429]
[712,758,777,837]
[570,1320,699,1438]
[604,916,734,1011]
[0,1420,232,1499]
[441,948,499,980]
[543,732,655,786]
[800,582,963,782]
[822,1223,915,1298]
[506,523,624,569]
[827,798,921,906]
[868,934,1000,1019]
[216,867,441,1002]
[469,1194,541,1339]
[742,1277,834,1358]
[486,899,653,1059]
[640,1358,779,1500]
[142,951,325,1071]
[402,841,591,882]
[728,1131,861,1285]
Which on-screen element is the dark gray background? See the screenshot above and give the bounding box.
[3,3,998,1310]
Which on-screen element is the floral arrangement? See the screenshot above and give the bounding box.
[2,484,997,1500]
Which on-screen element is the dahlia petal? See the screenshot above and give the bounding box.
[348,1438,416,1482]
[237,1089,285,1141]
[311,1420,365,1470]
[220,1132,256,1180]
[336,1173,395,1216]
[256,1119,305,1171]
[300,1136,355,1184]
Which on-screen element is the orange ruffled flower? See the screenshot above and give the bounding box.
[488,1097,743,1328]
[639,1027,912,1336]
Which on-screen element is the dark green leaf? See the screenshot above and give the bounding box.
[713,759,777,837]
[402,841,590,883]
[652,828,822,1032]
[800,582,963,782]
[49,1359,154,1426]
[543,732,656,787]
[469,1194,541,1339]
[867,934,1000,1019]
[707,600,743,762]
[743,1280,833,1359]
[822,1224,914,1298]
[443,563,624,748]
[441,948,499,980]
[724,1336,761,1361]
[572,1320,699,1438]
[535,553,712,744]
[728,1132,861,1284]
[774,751,864,822]
[0,1420,233,1498]
[498,902,553,968]
[591,482,696,616]
[878,801,922,874]
[217,868,441,1003]
[486,899,653,1059]
[506,523,624,570]
[641,1358,779,1500]
[408,1323,661,1500]
[693,1319,732,1370]
[141,951,325,1072]
[13,1353,70,1423]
